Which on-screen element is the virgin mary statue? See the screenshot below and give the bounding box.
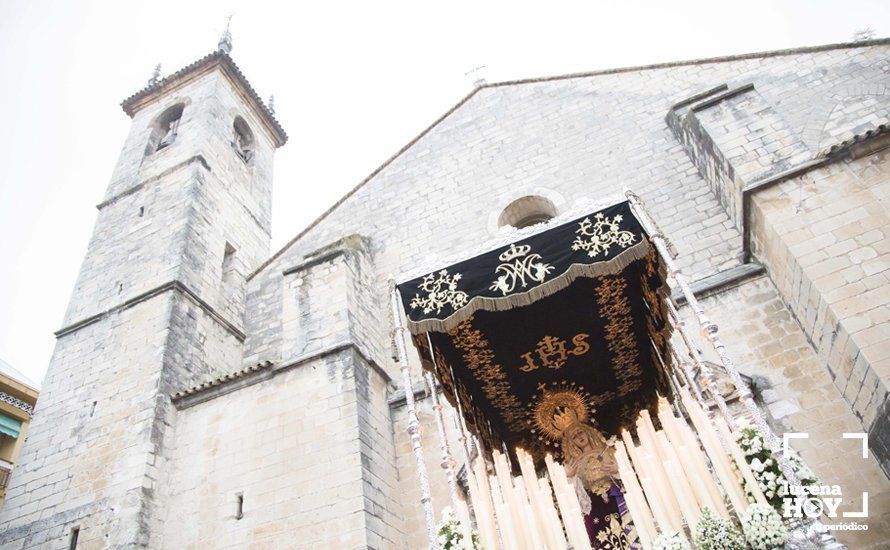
[562,422,636,549]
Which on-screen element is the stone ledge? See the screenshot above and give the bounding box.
[282,248,349,277]
[172,342,386,409]
[689,83,755,112]
[388,381,429,409]
[96,155,210,210]
[668,84,728,114]
[54,280,245,342]
[672,262,765,305]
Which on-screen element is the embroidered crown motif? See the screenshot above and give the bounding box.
[498,243,532,262]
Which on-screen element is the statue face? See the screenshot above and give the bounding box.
[572,428,590,450]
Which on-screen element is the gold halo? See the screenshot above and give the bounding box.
[529,384,594,443]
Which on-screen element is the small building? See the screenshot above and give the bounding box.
[0,358,39,510]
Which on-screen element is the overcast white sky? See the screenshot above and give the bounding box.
[0,0,886,385]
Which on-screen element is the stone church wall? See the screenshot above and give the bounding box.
[0,297,174,548]
[160,347,399,549]
[749,145,890,474]
[685,276,890,546]
[159,237,404,548]
[4,41,890,549]
[237,42,889,547]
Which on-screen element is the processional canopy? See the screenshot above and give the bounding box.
[397,198,672,462]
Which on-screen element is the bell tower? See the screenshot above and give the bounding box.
[0,34,286,548]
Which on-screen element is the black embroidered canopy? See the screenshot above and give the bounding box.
[397,199,672,462]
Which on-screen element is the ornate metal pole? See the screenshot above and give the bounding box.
[665,298,735,427]
[389,282,438,548]
[626,190,801,489]
[424,370,462,513]
[670,341,704,404]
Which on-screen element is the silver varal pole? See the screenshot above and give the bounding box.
[424,370,463,513]
[626,190,801,489]
[389,282,438,547]
[669,340,704,404]
[665,298,735,427]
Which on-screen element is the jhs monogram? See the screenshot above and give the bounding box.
[520,333,591,371]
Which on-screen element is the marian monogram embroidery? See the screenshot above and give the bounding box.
[410,270,469,314]
[572,213,636,257]
[489,244,554,296]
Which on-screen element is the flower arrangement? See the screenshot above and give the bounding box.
[652,530,692,550]
[741,502,789,550]
[735,422,818,511]
[435,506,480,550]
[693,507,744,550]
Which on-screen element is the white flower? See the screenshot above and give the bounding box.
[653,531,692,550]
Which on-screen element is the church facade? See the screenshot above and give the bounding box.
[0,37,889,548]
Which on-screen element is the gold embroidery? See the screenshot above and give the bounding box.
[572,212,636,258]
[594,513,631,549]
[519,333,591,372]
[449,318,526,432]
[595,276,643,396]
[640,250,671,382]
[489,243,554,295]
[410,269,469,314]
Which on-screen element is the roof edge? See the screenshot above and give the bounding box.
[248,86,482,279]
[120,51,287,147]
[249,37,890,279]
[486,37,890,88]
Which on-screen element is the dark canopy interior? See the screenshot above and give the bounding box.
[398,200,672,462]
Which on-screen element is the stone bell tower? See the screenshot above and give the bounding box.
[0,33,286,548]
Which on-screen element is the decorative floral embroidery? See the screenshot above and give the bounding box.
[595,513,631,549]
[489,243,554,295]
[572,213,636,258]
[450,318,526,432]
[596,276,643,396]
[410,269,469,314]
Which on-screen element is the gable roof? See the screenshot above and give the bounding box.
[121,50,287,147]
[249,37,890,280]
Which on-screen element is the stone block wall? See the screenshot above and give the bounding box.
[236,42,890,544]
[749,145,890,474]
[160,347,400,549]
[679,275,890,547]
[668,84,812,230]
[158,234,403,548]
[0,61,282,549]
[0,297,173,549]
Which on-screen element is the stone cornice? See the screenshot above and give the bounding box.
[172,342,389,409]
[96,155,211,210]
[54,280,245,342]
